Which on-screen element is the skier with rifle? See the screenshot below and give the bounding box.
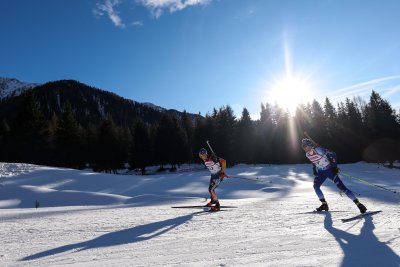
[198,147,226,212]
[301,138,367,214]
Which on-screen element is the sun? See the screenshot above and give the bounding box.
[268,76,313,115]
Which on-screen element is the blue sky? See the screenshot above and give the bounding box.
[1,0,400,119]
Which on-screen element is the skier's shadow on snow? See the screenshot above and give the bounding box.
[21,213,197,261]
[323,213,399,267]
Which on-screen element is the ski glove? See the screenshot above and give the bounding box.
[332,166,340,174]
[219,172,226,179]
[312,165,318,176]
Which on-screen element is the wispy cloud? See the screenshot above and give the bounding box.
[382,84,400,98]
[138,0,211,18]
[94,0,210,27]
[131,21,144,27]
[94,0,125,28]
[330,75,400,101]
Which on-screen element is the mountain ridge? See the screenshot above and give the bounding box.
[0,77,40,99]
[0,77,200,127]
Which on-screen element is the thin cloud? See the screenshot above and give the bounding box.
[330,75,400,101]
[94,0,210,27]
[94,0,126,28]
[131,21,144,27]
[382,84,400,98]
[138,0,211,18]
[234,6,257,20]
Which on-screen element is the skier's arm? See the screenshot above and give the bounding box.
[317,147,339,173]
[219,158,226,177]
[326,151,339,173]
[315,147,328,157]
[326,151,337,165]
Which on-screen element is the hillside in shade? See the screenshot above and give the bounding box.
[0,78,199,128]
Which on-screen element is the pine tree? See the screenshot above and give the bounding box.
[324,97,337,121]
[9,91,49,164]
[55,101,85,168]
[343,98,365,161]
[292,104,311,163]
[344,98,363,130]
[214,105,236,163]
[193,115,216,160]
[234,108,254,164]
[180,111,194,163]
[154,115,176,170]
[256,103,274,163]
[323,97,337,146]
[270,104,291,163]
[0,119,10,161]
[94,117,125,173]
[193,116,206,156]
[363,91,400,164]
[310,100,325,144]
[364,91,399,139]
[170,117,189,169]
[129,121,152,175]
[86,124,99,169]
[295,103,312,132]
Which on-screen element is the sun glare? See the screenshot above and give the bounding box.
[268,76,313,115]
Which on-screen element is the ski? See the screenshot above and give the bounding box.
[297,210,348,215]
[171,205,237,209]
[192,210,231,215]
[341,210,382,223]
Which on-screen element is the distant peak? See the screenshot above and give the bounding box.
[0,77,41,99]
[142,102,166,112]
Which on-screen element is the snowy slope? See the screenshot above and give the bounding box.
[0,77,39,99]
[0,162,399,266]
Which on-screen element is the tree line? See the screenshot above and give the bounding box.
[0,90,399,173]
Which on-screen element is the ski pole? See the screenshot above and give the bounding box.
[227,175,264,181]
[341,171,399,195]
[206,140,232,180]
[206,140,216,155]
[303,131,319,147]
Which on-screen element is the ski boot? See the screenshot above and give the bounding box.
[206,199,218,207]
[209,202,221,212]
[354,199,367,214]
[316,199,329,212]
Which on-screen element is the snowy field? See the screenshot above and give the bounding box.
[0,162,399,267]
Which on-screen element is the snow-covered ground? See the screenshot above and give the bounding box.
[0,162,399,266]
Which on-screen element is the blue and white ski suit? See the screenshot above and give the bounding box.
[306,147,357,201]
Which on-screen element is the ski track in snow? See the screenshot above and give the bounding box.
[0,162,399,266]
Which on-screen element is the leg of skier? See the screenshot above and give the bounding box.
[314,174,329,211]
[208,174,221,211]
[331,173,367,213]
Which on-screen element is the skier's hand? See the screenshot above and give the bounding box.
[219,172,226,179]
[312,165,318,176]
[332,166,340,174]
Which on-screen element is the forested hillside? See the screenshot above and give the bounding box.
[1,83,399,173]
